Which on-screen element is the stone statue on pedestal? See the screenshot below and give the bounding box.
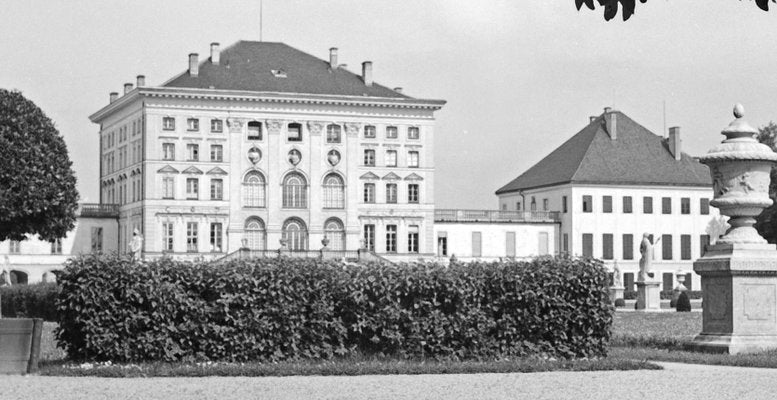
[129,229,143,261]
[638,233,654,282]
[612,262,623,287]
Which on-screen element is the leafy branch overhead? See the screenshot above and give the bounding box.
[576,0,775,21]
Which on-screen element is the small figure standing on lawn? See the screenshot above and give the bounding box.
[129,229,143,261]
[638,233,654,282]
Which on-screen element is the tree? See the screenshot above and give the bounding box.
[755,122,777,243]
[575,0,775,21]
[0,89,79,242]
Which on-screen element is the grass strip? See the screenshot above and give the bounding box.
[39,357,659,378]
[610,346,777,369]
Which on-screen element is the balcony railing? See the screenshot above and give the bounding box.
[216,248,393,264]
[434,209,560,223]
[78,203,120,218]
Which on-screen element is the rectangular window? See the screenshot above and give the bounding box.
[700,198,710,215]
[386,150,397,167]
[472,232,482,257]
[602,234,613,260]
[603,196,612,213]
[247,121,262,140]
[364,224,375,251]
[386,225,397,253]
[386,126,398,139]
[210,145,223,162]
[210,179,223,200]
[187,118,199,131]
[562,196,568,213]
[516,201,522,211]
[681,234,691,260]
[685,273,693,291]
[326,125,341,143]
[162,117,175,131]
[662,234,673,260]
[408,226,419,253]
[408,126,420,139]
[163,176,175,199]
[186,178,199,199]
[162,223,174,252]
[50,239,63,254]
[9,240,21,254]
[624,273,635,291]
[91,227,103,253]
[643,197,653,214]
[530,197,537,211]
[186,144,199,161]
[287,123,302,141]
[210,119,223,133]
[700,234,710,257]
[186,222,198,252]
[506,231,516,257]
[623,196,632,213]
[623,234,634,260]
[562,233,569,253]
[662,197,672,214]
[583,195,592,213]
[210,223,223,252]
[386,183,397,203]
[681,197,691,214]
[364,149,375,166]
[162,143,175,160]
[663,273,674,291]
[543,198,549,211]
[408,184,419,203]
[582,233,593,257]
[364,183,375,203]
[408,151,419,168]
[364,125,376,138]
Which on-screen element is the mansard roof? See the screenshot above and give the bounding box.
[496,110,711,194]
[163,41,407,99]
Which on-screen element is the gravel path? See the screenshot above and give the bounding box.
[4,363,777,400]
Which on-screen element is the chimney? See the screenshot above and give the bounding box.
[329,47,338,69]
[136,75,146,87]
[123,83,133,94]
[189,53,199,77]
[589,116,597,123]
[394,87,403,94]
[668,126,682,160]
[210,42,220,65]
[361,61,373,86]
[604,107,617,140]
[109,92,118,103]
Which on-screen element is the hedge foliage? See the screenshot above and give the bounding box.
[56,255,613,362]
[1,282,59,320]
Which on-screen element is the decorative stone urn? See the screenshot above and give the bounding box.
[691,104,777,354]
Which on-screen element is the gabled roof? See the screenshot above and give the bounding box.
[163,41,408,99]
[496,111,711,194]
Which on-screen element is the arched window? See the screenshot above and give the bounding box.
[282,218,308,251]
[244,217,266,250]
[282,172,307,208]
[322,173,345,209]
[324,218,345,251]
[243,171,266,208]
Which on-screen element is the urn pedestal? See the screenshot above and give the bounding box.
[692,104,777,354]
[609,286,624,302]
[636,281,661,311]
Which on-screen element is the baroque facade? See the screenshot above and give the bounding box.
[89,41,445,261]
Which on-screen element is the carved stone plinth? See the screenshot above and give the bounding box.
[609,286,624,301]
[691,243,777,354]
[636,281,661,311]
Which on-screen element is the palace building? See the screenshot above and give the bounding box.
[88,41,446,262]
[495,108,723,291]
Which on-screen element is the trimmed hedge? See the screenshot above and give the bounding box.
[624,290,703,301]
[56,254,613,362]
[1,282,59,320]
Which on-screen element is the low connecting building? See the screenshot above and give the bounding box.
[496,108,722,291]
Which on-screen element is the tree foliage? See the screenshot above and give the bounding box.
[0,89,79,242]
[755,122,777,243]
[576,0,775,21]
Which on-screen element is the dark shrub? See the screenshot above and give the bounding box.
[56,254,613,362]
[0,282,59,320]
[614,298,626,307]
[623,290,637,300]
[676,292,692,312]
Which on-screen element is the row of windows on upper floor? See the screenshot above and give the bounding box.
[509,195,712,216]
[573,233,711,261]
[103,117,143,150]
[3,229,105,255]
[160,118,422,143]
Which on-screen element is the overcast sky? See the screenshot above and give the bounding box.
[2,1,777,209]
